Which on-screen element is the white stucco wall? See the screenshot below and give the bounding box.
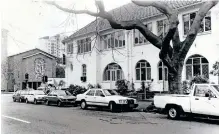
[65,4,219,91]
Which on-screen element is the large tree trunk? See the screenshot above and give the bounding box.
[168,63,183,94]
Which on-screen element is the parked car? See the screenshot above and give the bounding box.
[25,90,46,104]
[76,88,138,112]
[44,90,76,107]
[12,90,27,102]
[154,84,219,120]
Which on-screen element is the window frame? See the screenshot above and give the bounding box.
[185,55,209,80]
[77,37,91,54]
[82,64,87,77]
[86,90,95,96]
[101,30,125,51]
[135,60,151,81]
[134,22,152,46]
[183,11,211,35]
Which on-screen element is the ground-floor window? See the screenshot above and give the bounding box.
[136,60,151,81]
[186,54,209,79]
[103,63,124,81]
[158,61,168,81]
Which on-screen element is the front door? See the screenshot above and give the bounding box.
[94,90,107,106]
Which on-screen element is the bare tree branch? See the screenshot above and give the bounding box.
[132,0,179,59]
[45,0,162,49]
[180,0,218,58]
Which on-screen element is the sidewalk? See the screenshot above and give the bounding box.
[136,100,153,111]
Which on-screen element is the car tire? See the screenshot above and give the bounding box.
[34,99,38,105]
[25,99,29,104]
[57,101,62,107]
[19,98,22,102]
[167,107,180,120]
[80,100,87,110]
[13,97,16,102]
[109,102,116,112]
[45,100,50,106]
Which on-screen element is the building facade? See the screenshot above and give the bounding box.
[63,1,219,91]
[1,29,9,91]
[7,48,57,91]
[38,34,66,58]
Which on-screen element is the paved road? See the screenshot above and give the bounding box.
[1,94,219,134]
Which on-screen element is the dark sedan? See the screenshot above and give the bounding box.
[44,90,76,107]
[12,90,27,102]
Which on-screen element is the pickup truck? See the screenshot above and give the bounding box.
[154,84,219,120]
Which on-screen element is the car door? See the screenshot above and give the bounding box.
[47,91,56,103]
[28,91,34,102]
[207,85,219,116]
[191,85,216,115]
[85,90,96,105]
[94,90,108,106]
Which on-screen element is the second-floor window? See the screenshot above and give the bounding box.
[77,38,91,54]
[67,43,73,54]
[157,19,169,39]
[101,31,125,50]
[183,12,211,35]
[134,23,152,45]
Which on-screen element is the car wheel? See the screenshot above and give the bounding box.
[19,98,22,102]
[167,107,180,120]
[45,100,50,106]
[80,101,87,110]
[13,97,16,102]
[34,99,38,105]
[57,101,62,107]
[25,99,29,104]
[109,102,116,112]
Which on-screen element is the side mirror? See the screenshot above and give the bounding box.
[100,94,105,97]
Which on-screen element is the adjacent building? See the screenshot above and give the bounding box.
[1,29,9,91]
[38,34,66,58]
[63,1,219,91]
[7,48,57,91]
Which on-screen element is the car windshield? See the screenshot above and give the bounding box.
[35,91,45,95]
[103,89,119,96]
[211,85,219,93]
[56,90,72,96]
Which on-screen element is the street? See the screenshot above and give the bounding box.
[1,94,219,134]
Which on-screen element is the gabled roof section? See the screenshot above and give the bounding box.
[63,0,203,42]
[8,48,57,59]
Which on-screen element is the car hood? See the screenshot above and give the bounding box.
[105,95,134,100]
[58,96,76,99]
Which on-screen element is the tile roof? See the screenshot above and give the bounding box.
[65,0,203,41]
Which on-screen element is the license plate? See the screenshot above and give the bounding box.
[129,104,134,107]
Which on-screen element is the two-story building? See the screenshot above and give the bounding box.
[63,1,219,91]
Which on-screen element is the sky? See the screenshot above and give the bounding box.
[1,0,131,56]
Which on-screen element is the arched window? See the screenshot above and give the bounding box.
[136,60,151,81]
[186,54,209,79]
[158,61,168,81]
[103,63,123,81]
[82,64,86,77]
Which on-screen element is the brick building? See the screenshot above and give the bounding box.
[7,48,57,91]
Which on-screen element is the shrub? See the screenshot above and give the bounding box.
[87,83,102,89]
[182,80,190,94]
[68,84,87,96]
[189,75,209,86]
[115,79,128,95]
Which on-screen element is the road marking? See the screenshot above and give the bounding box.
[2,115,31,124]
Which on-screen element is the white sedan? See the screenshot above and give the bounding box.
[76,89,138,112]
